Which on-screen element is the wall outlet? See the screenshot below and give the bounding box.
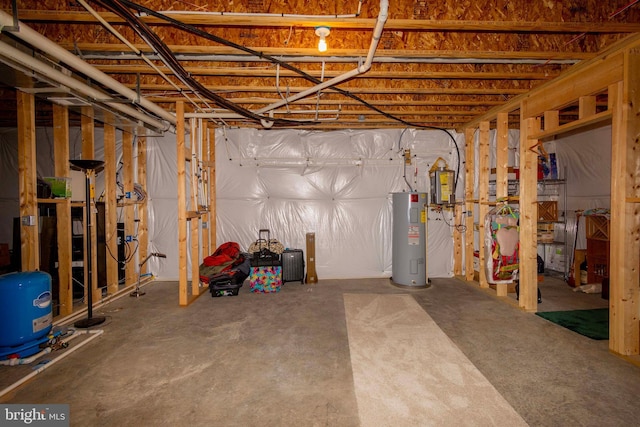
[125,235,133,242]
[21,215,36,226]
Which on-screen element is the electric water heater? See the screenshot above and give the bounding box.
[391,192,429,288]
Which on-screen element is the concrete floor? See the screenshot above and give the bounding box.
[2,275,639,426]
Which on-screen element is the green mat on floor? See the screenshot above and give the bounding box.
[536,308,609,340]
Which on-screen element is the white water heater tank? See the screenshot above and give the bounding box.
[391,192,429,288]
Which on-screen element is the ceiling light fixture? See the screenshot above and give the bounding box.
[315,26,330,53]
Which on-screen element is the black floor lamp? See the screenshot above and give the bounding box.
[70,159,106,328]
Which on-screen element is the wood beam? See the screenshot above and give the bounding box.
[17,11,640,33]
[464,33,640,129]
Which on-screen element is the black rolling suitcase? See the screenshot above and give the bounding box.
[282,249,305,284]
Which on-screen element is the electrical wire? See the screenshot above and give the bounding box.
[92,0,310,128]
[98,0,462,183]
[113,0,461,183]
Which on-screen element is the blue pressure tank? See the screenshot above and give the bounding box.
[0,271,53,358]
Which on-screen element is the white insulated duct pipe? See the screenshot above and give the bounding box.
[0,10,175,129]
[0,40,169,132]
[255,0,389,115]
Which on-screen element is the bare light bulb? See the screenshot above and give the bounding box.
[315,27,330,53]
[318,37,327,52]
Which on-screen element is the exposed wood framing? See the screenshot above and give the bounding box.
[137,136,149,278]
[518,116,539,312]
[103,117,117,300]
[477,122,490,289]
[52,104,73,316]
[609,48,640,355]
[494,113,510,298]
[17,91,38,271]
[122,131,136,286]
[461,33,640,354]
[463,127,475,282]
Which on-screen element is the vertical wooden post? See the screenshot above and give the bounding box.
[578,96,597,119]
[103,117,119,296]
[190,119,201,296]
[519,113,540,312]
[122,131,135,286]
[201,124,210,259]
[53,104,73,316]
[137,134,149,277]
[609,49,640,355]
[17,91,39,272]
[478,121,490,288]
[495,113,509,201]
[453,203,463,276]
[464,127,475,281]
[209,127,217,249]
[495,113,510,297]
[176,102,189,306]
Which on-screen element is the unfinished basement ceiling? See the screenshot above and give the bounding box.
[0,0,639,131]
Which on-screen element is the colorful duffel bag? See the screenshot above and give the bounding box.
[249,266,282,293]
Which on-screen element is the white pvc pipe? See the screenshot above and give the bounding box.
[255,0,388,115]
[0,330,103,398]
[0,40,168,132]
[0,10,175,127]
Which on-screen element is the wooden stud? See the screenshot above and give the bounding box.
[578,96,597,119]
[176,102,189,306]
[80,107,95,159]
[464,127,475,281]
[209,127,217,249]
[17,91,39,272]
[453,203,463,276]
[122,131,136,287]
[495,112,510,297]
[478,121,490,288]
[518,114,540,312]
[53,104,73,316]
[495,112,509,201]
[137,135,149,277]
[543,110,559,132]
[103,117,119,297]
[609,49,640,355]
